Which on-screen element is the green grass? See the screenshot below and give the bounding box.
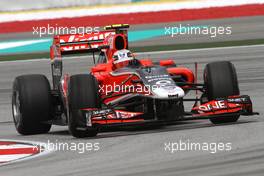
[1,39,264,61]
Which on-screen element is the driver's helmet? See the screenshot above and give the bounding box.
[112,49,134,69]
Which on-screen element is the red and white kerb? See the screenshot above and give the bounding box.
[0,141,44,166]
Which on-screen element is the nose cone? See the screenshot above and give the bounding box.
[152,86,185,99]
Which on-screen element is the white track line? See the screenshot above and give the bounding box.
[0,154,31,162]
[0,39,50,50]
[0,144,37,149]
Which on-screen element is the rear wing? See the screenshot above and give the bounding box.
[51,31,114,57]
[50,24,129,59]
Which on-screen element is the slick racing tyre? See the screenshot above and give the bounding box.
[204,61,240,124]
[12,74,52,135]
[68,74,101,138]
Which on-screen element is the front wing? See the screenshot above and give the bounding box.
[81,95,258,127]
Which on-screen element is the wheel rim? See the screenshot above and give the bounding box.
[12,91,21,126]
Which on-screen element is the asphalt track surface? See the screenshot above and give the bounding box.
[0,45,263,175]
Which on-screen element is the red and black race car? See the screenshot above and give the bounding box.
[12,24,258,138]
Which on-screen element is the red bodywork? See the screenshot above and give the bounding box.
[50,25,256,126]
[50,25,194,104]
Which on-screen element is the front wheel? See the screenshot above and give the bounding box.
[204,61,240,124]
[68,74,101,138]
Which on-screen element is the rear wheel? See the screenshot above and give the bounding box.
[204,61,240,124]
[12,75,52,135]
[68,74,101,138]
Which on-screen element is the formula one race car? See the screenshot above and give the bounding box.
[12,24,258,138]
